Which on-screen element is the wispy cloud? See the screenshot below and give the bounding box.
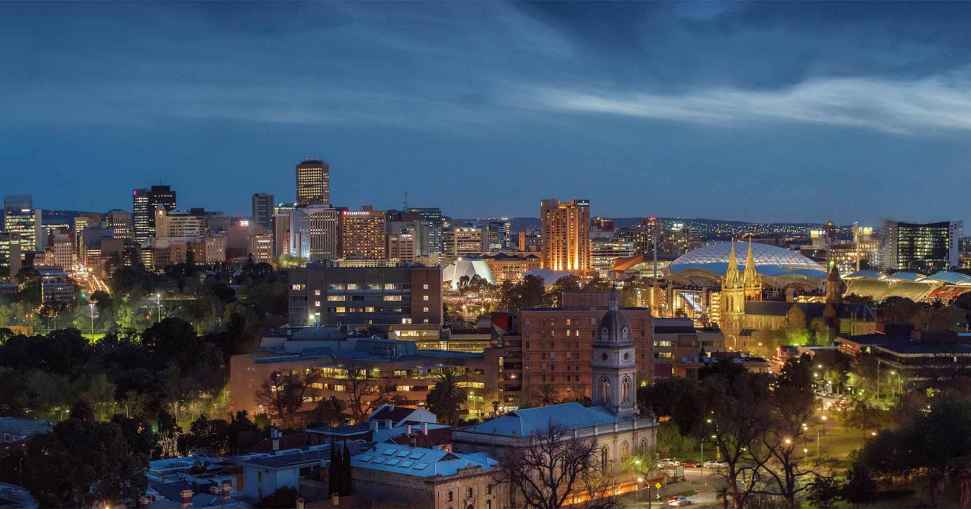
[520,74,971,135]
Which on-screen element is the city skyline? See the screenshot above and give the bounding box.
[4,3,971,225]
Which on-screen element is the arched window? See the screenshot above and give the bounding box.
[621,441,631,461]
[600,377,611,404]
[601,447,609,471]
[640,438,649,453]
[622,376,632,404]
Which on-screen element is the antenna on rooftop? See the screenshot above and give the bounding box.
[403,191,409,210]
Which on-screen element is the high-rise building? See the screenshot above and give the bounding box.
[104,209,132,241]
[406,208,444,258]
[296,160,330,207]
[540,198,590,273]
[340,208,386,260]
[306,206,342,262]
[3,194,32,212]
[249,231,274,264]
[483,218,512,253]
[447,226,484,257]
[155,208,208,240]
[49,232,75,270]
[132,185,176,245]
[880,220,962,273]
[251,193,274,232]
[273,202,296,259]
[591,239,636,278]
[0,233,20,275]
[3,207,42,255]
[961,237,971,270]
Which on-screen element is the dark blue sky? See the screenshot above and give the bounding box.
[3,2,971,226]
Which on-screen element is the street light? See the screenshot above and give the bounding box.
[155,292,162,322]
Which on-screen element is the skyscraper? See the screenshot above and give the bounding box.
[132,185,177,245]
[340,208,386,260]
[296,160,330,207]
[540,198,591,273]
[104,209,132,240]
[251,193,274,232]
[3,207,42,255]
[880,220,962,273]
[406,207,444,258]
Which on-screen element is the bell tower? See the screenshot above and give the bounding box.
[591,289,637,419]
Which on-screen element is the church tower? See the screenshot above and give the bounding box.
[591,289,637,419]
[742,237,763,301]
[825,261,844,305]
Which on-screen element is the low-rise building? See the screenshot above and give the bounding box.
[351,442,505,509]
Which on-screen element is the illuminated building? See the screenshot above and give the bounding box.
[49,232,75,270]
[288,264,441,328]
[484,253,541,284]
[540,198,590,273]
[132,185,176,245]
[340,208,386,260]
[3,208,42,254]
[290,206,342,262]
[482,218,512,253]
[249,231,274,264]
[447,226,483,257]
[880,220,962,273]
[104,209,132,240]
[962,237,971,270]
[251,193,274,232]
[204,234,227,264]
[387,230,418,263]
[0,233,20,275]
[154,208,208,240]
[591,239,636,278]
[273,202,295,258]
[405,207,444,258]
[38,268,76,307]
[295,159,330,207]
[518,292,652,405]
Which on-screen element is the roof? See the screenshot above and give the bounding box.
[653,326,696,334]
[460,402,620,437]
[389,428,453,449]
[241,447,331,469]
[370,406,419,425]
[744,301,876,321]
[352,443,496,479]
[670,241,825,279]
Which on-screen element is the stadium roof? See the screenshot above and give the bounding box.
[670,241,826,279]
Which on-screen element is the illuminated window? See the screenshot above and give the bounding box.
[365,306,375,312]
[422,283,430,290]
[335,307,346,314]
[383,295,402,301]
[327,295,346,301]
[423,307,429,312]
[346,283,359,290]
[314,289,321,296]
[422,295,429,301]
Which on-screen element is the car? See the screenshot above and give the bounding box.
[681,461,700,468]
[667,496,692,506]
[703,461,728,470]
[657,459,681,469]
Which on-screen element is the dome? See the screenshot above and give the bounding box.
[596,292,632,346]
[442,258,494,290]
[670,241,825,280]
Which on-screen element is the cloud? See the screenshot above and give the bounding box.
[519,73,971,135]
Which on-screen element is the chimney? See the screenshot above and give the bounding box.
[406,424,413,435]
[180,488,193,508]
[221,481,232,500]
[423,422,429,435]
[369,420,379,432]
[296,496,306,509]
[385,419,392,430]
[271,427,282,452]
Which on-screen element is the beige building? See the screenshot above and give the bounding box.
[341,208,386,260]
[540,198,590,273]
[351,442,507,509]
[484,253,540,284]
[296,159,331,207]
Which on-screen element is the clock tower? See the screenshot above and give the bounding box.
[591,289,637,418]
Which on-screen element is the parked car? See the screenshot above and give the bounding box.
[681,461,700,468]
[667,496,693,506]
[703,461,728,470]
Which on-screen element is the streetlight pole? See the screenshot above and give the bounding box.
[89,302,96,334]
[156,293,162,322]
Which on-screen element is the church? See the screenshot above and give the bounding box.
[452,290,657,475]
[720,239,877,353]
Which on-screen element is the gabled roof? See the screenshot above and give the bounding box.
[460,402,619,437]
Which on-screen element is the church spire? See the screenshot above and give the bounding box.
[723,239,740,289]
[742,236,761,287]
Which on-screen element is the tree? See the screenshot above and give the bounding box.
[12,405,149,508]
[843,462,877,506]
[257,371,316,429]
[750,355,817,508]
[312,396,347,427]
[807,475,844,509]
[426,370,467,425]
[495,424,610,509]
[344,362,379,423]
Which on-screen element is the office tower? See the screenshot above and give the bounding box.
[0,233,19,275]
[3,194,32,212]
[340,208,386,260]
[880,220,962,273]
[591,238,636,278]
[289,205,341,262]
[406,208,444,257]
[104,209,132,240]
[288,264,442,327]
[483,218,512,253]
[132,185,176,245]
[49,232,75,270]
[3,207,42,254]
[387,220,418,263]
[154,208,208,240]
[961,237,971,270]
[251,193,274,232]
[273,202,295,258]
[249,231,274,264]
[447,226,483,257]
[540,198,591,273]
[296,159,330,207]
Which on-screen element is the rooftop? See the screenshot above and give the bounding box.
[351,442,496,479]
[460,402,621,437]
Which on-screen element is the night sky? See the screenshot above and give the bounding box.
[3,2,971,226]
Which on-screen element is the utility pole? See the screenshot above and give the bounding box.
[156,293,162,322]
[88,302,96,334]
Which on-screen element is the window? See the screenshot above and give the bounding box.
[384,283,396,290]
[423,307,429,313]
[335,307,346,314]
[314,289,321,296]
[327,295,346,301]
[346,283,359,290]
[314,301,320,307]
[448,491,454,502]
[383,295,402,301]
[423,283,430,290]
[423,295,429,301]
[467,487,472,497]
[365,306,375,313]
[291,284,305,291]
